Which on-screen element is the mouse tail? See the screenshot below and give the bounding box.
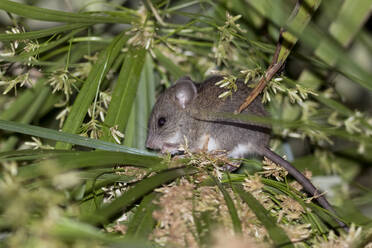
[257,146,349,232]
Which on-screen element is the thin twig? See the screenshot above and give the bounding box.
[236,30,285,113]
[236,0,318,113]
[145,0,166,26]
[236,29,285,113]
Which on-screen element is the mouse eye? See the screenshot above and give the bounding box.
[158,117,166,127]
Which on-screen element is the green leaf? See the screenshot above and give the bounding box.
[248,0,372,92]
[79,184,105,220]
[153,48,185,80]
[247,0,289,27]
[261,178,346,231]
[209,174,242,234]
[17,150,161,180]
[192,209,216,246]
[56,32,129,149]
[52,217,113,242]
[315,95,354,117]
[124,54,156,149]
[0,0,135,24]
[334,201,372,226]
[134,54,156,150]
[0,120,155,156]
[0,41,102,123]
[123,99,137,148]
[0,81,45,121]
[0,83,50,152]
[302,3,372,91]
[52,218,152,247]
[233,185,294,248]
[0,23,90,41]
[126,192,157,239]
[278,0,322,63]
[0,149,71,161]
[2,28,86,64]
[101,47,147,142]
[83,167,197,225]
[298,0,372,90]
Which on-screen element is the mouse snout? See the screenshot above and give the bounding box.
[145,136,160,151]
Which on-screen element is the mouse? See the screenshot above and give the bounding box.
[145,75,348,231]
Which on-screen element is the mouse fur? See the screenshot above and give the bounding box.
[145,75,271,157]
[145,75,348,231]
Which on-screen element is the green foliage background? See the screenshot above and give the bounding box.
[1,0,372,247]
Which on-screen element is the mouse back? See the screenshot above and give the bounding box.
[146,75,271,157]
[191,75,271,156]
[195,75,268,118]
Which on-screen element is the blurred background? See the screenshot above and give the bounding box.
[1,0,372,246]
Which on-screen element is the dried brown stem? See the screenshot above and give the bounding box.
[236,28,285,114]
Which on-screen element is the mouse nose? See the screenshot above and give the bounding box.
[145,136,159,151]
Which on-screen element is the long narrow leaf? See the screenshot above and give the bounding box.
[248,0,372,91]
[153,48,185,80]
[17,150,162,180]
[0,41,101,124]
[233,185,294,248]
[0,0,135,24]
[125,54,156,149]
[56,32,128,149]
[0,23,89,41]
[2,28,86,63]
[126,192,157,239]
[134,54,155,150]
[0,149,72,161]
[298,0,372,89]
[209,174,242,234]
[101,47,146,142]
[52,218,152,247]
[278,0,322,63]
[0,119,154,155]
[83,167,197,225]
[0,81,45,121]
[0,84,50,152]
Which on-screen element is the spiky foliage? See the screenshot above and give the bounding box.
[1,0,372,247]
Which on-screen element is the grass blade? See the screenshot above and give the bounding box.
[83,167,197,225]
[124,54,156,149]
[0,119,154,155]
[52,218,152,247]
[233,184,294,248]
[0,23,89,41]
[248,0,372,92]
[0,81,45,121]
[17,150,162,179]
[0,149,72,161]
[126,192,157,239]
[101,47,146,142]
[298,0,372,89]
[209,174,242,234]
[134,54,156,150]
[2,28,86,64]
[0,0,135,24]
[278,0,322,64]
[56,32,129,149]
[153,48,185,80]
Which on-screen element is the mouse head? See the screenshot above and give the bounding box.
[146,76,197,153]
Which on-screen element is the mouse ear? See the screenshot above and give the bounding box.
[173,77,197,109]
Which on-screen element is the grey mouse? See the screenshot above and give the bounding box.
[146,75,347,231]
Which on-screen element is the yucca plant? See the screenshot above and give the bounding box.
[1,0,372,247]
